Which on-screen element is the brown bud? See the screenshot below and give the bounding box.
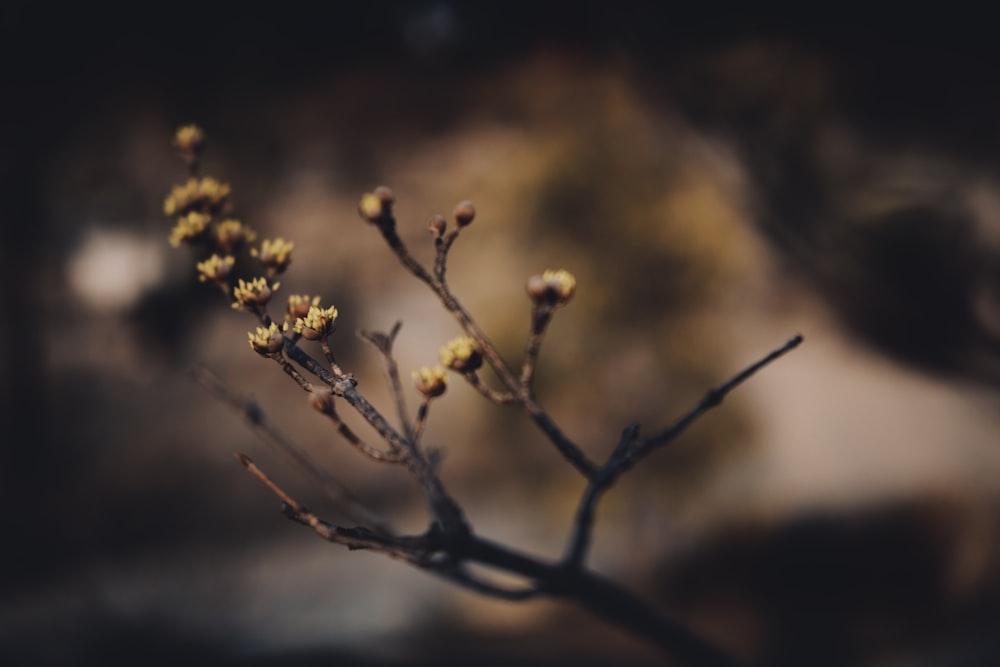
[373,185,394,204]
[309,388,336,416]
[427,214,447,236]
[453,200,475,227]
[266,330,285,354]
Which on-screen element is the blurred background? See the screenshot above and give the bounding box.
[3,4,1000,666]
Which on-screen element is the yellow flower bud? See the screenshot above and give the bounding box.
[526,269,576,307]
[248,322,284,356]
[439,336,483,372]
[232,277,278,311]
[413,365,447,398]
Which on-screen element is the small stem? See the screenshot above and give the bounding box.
[524,400,598,478]
[319,396,407,464]
[272,355,313,392]
[191,367,392,534]
[462,371,517,404]
[563,424,640,568]
[433,228,461,282]
[320,337,351,380]
[412,399,431,445]
[520,304,554,391]
[359,323,414,442]
[629,334,804,467]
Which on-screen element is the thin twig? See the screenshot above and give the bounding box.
[412,399,431,445]
[520,303,554,391]
[633,334,804,462]
[191,366,393,534]
[316,394,407,463]
[561,334,804,570]
[461,371,517,404]
[239,450,742,665]
[358,322,414,442]
[272,355,314,391]
[563,423,640,568]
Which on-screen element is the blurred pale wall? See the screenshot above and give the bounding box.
[3,5,1000,666]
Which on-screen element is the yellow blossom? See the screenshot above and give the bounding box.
[248,322,284,356]
[215,219,256,254]
[526,269,576,307]
[413,365,447,398]
[293,304,339,341]
[232,277,278,310]
[172,125,205,162]
[168,211,211,247]
[196,254,235,283]
[251,238,295,274]
[358,186,394,225]
[439,336,483,372]
[286,294,321,322]
[163,177,231,217]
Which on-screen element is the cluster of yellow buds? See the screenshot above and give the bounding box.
[169,211,212,247]
[172,124,206,167]
[196,254,235,284]
[439,336,483,372]
[248,322,286,356]
[166,125,301,321]
[526,269,576,307]
[413,366,448,398]
[293,304,339,341]
[232,277,278,311]
[286,294,321,322]
[215,219,257,254]
[164,177,232,218]
[252,238,295,276]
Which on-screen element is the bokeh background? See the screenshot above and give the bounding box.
[4,4,1000,666]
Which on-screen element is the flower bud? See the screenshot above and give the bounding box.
[215,219,256,254]
[293,304,339,341]
[358,186,395,225]
[232,277,278,311]
[252,238,295,275]
[196,254,235,284]
[439,336,483,372]
[286,294,320,322]
[308,388,336,416]
[169,211,211,247]
[413,366,447,398]
[526,269,576,307]
[173,125,206,165]
[453,200,475,227]
[248,322,284,356]
[427,214,447,236]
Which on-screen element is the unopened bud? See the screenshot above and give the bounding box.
[308,388,336,416]
[453,200,475,227]
[413,366,447,398]
[427,214,447,236]
[526,269,576,307]
[359,188,395,227]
